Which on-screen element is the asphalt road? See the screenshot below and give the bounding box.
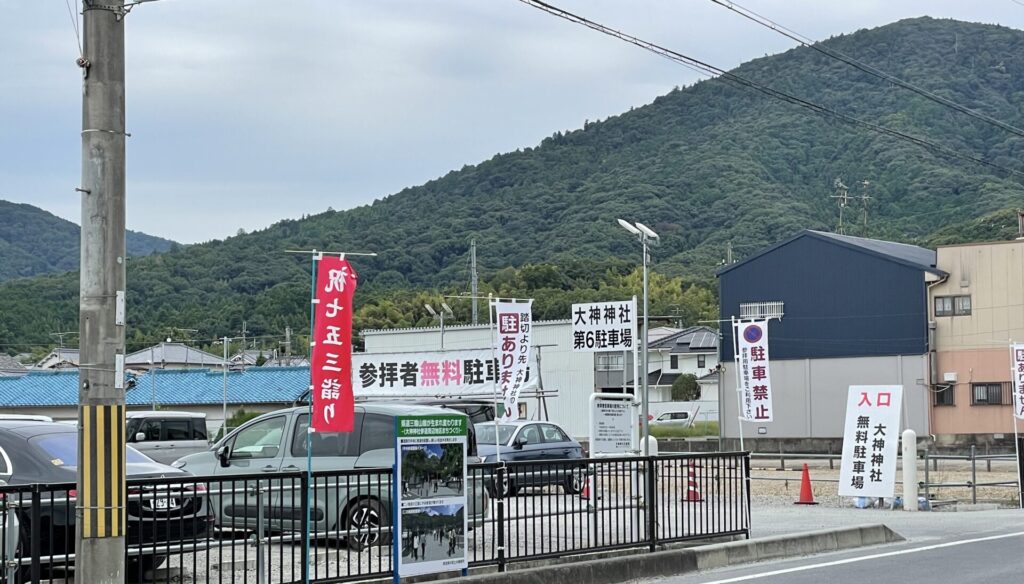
[655,529,1024,584]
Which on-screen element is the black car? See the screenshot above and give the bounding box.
[0,421,212,578]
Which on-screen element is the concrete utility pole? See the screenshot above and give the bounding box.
[77,0,127,581]
[471,239,479,325]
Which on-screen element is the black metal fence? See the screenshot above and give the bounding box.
[0,452,749,583]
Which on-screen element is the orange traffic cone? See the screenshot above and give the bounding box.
[794,463,818,505]
[580,476,590,500]
[685,462,703,502]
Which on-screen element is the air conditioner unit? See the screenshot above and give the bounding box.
[943,372,958,383]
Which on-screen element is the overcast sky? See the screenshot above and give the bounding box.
[3,1,1022,243]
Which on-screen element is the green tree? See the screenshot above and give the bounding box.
[671,374,700,401]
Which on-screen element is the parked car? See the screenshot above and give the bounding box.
[475,420,585,496]
[126,411,210,464]
[172,403,488,550]
[0,421,211,577]
[649,410,696,428]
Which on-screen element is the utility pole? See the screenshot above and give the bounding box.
[470,239,479,325]
[284,326,292,360]
[831,178,849,235]
[240,320,247,371]
[726,241,733,265]
[77,0,127,581]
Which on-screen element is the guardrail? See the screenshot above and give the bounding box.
[0,452,751,583]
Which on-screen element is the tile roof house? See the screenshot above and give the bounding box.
[35,348,80,369]
[125,342,228,371]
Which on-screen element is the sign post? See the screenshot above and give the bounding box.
[394,415,469,581]
[1009,343,1024,509]
[838,385,904,501]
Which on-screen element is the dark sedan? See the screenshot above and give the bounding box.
[0,421,212,578]
[475,421,585,496]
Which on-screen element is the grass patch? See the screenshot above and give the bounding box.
[649,421,719,438]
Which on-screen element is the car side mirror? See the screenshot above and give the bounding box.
[216,445,230,467]
[513,437,526,450]
[135,432,146,442]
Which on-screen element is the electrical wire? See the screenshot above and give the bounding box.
[516,0,1024,181]
[63,0,83,57]
[709,0,1024,140]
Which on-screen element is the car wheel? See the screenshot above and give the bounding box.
[562,472,584,495]
[342,498,388,552]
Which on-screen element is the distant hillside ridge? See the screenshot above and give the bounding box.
[0,199,177,281]
[0,16,1022,348]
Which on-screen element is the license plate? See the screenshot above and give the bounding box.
[153,497,179,510]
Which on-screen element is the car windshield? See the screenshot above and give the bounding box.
[31,433,150,468]
[474,424,517,446]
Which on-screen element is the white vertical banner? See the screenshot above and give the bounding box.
[838,385,903,499]
[494,300,534,422]
[1012,343,1024,420]
[734,319,774,421]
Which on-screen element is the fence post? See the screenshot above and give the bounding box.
[743,453,752,539]
[30,486,40,584]
[777,444,785,471]
[3,495,17,584]
[970,445,977,505]
[300,473,309,584]
[646,457,657,552]
[496,464,506,573]
[986,444,991,473]
[923,447,930,502]
[256,480,266,584]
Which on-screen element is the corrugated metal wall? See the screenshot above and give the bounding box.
[362,320,595,438]
[720,235,930,361]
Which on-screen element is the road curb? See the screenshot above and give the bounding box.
[451,524,903,584]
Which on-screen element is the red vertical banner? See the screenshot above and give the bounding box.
[311,256,358,432]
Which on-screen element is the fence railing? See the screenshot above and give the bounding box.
[0,452,750,583]
[750,446,1023,505]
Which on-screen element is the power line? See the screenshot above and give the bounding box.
[516,0,1024,181]
[709,0,1024,140]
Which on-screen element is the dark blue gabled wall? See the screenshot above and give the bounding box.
[719,235,929,361]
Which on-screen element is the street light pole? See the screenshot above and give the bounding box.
[618,220,659,457]
[425,303,455,350]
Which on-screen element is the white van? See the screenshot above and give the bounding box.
[126,411,210,464]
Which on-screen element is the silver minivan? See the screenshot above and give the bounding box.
[126,411,210,464]
[171,403,487,550]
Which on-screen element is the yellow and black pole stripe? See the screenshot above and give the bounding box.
[79,404,126,538]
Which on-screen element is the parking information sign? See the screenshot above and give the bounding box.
[571,300,637,352]
[590,395,636,456]
[394,415,469,579]
[838,386,903,499]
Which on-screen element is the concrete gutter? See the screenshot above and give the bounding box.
[450,524,903,584]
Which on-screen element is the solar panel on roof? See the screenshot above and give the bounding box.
[689,331,717,349]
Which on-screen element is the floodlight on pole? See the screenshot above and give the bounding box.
[617,219,658,457]
[617,218,641,236]
[426,303,453,349]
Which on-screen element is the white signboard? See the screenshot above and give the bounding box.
[838,385,903,499]
[494,300,534,422]
[353,349,542,398]
[589,394,637,456]
[734,319,774,421]
[395,414,469,578]
[1012,344,1024,420]
[571,300,637,352]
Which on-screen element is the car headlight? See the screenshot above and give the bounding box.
[171,460,187,469]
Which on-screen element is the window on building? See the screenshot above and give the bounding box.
[954,295,972,315]
[670,355,679,370]
[935,295,971,317]
[596,354,624,371]
[739,301,784,320]
[697,355,706,369]
[971,383,1005,406]
[934,385,955,406]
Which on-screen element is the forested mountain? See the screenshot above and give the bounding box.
[0,200,176,281]
[1,17,1023,353]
